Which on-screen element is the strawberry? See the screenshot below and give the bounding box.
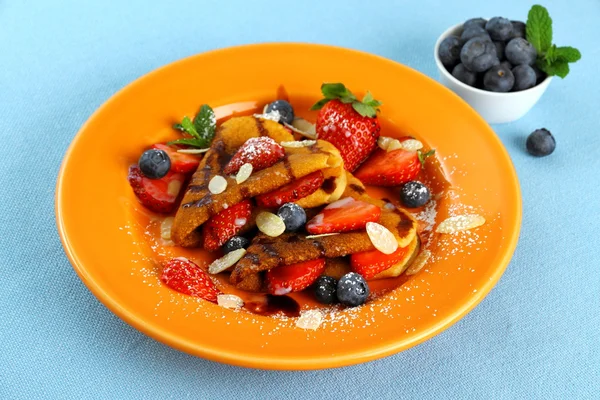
[160,257,220,302]
[354,148,422,187]
[223,137,285,175]
[312,83,382,172]
[127,164,185,213]
[255,171,324,208]
[151,143,200,174]
[266,258,326,295]
[203,200,252,251]
[306,197,381,235]
[350,245,410,279]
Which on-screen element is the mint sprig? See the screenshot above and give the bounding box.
[526,5,581,79]
[170,104,216,148]
[310,83,381,118]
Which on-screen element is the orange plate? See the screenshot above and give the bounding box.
[56,43,521,370]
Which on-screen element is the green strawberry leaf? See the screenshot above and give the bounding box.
[321,83,355,102]
[310,98,331,110]
[526,4,553,54]
[554,46,581,63]
[352,102,376,118]
[538,59,570,79]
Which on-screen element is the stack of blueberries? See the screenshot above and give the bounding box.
[439,17,546,92]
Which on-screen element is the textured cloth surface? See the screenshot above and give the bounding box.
[1,0,598,398]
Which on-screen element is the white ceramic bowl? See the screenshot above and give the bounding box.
[434,22,552,124]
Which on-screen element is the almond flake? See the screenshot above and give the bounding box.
[366,222,398,255]
[386,139,404,151]
[235,163,253,184]
[160,217,174,240]
[167,180,182,197]
[217,294,244,309]
[405,249,431,276]
[284,118,317,139]
[208,175,227,194]
[280,140,317,148]
[256,212,286,237]
[295,309,323,330]
[253,110,281,122]
[208,248,246,274]
[305,233,340,239]
[436,214,485,234]
[400,139,423,151]
[377,136,395,150]
[176,148,210,154]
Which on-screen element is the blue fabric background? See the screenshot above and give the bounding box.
[1,0,598,398]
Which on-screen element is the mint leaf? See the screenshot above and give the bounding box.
[168,138,206,147]
[192,104,216,143]
[544,44,557,64]
[173,123,184,131]
[526,5,553,54]
[554,46,581,63]
[538,59,570,79]
[352,102,376,118]
[310,98,330,111]
[180,116,198,138]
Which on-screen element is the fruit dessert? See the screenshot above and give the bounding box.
[127,83,485,329]
[438,5,580,92]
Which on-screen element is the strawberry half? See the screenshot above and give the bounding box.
[354,148,420,187]
[160,257,220,302]
[151,144,200,174]
[306,197,381,235]
[127,164,185,213]
[312,83,381,172]
[223,137,285,175]
[350,245,410,279]
[255,171,324,208]
[266,258,326,295]
[203,200,252,251]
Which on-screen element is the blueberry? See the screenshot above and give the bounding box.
[451,63,478,87]
[512,64,537,91]
[223,236,250,254]
[460,37,499,73]
[526,129,555,157]
[494,41,506,61]
[461,26,491,42]
[400,181,431,208]
[314,276,338,304]
[499,60,513,71]
[265,100,294,124]
[505,38,537,66]
[483,64,515,92]
[138,149,171,179]
[438,35,463,69]
[277,203,306,232]
[509,21,526,39]
[485,17,513,41]
[337,272,370,307]
[531,64,547,84]
[464,18,487,30]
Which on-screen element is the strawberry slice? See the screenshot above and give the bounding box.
[151,143,200,174]
[354,148,420,187]
[266,258,326,295]
[350,245,410,279]
[255,171,324,208]
[223,137,285,175]
[203,200,252,251]
[160,257,220,302]
[127,164,185,213]
[306,197,381,235]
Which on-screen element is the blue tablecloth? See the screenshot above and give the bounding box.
[2,0,598,398]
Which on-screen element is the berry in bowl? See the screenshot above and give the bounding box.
[434,5,581,124]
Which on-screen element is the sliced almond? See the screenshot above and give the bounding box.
[280,140,317,148]
[284,118,317,139]
[235,163,253,184]
[295,309,323,330]
[400,139,423,151]
[167,180,182,197]
[208,175,227,194]
[405,249,431,276]
[377,136,395,150]
[436,214,485,234]
[366,222,399,255]
[256,212,286,237]
[160,217,174,240]
[176,148,210,154]
[386,139,404,151]
[253,110,281,122]
[217,294,244,309]
[305,233,340,239]
[208,248,246,274]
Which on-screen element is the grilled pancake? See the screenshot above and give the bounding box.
[170,116,344,247]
